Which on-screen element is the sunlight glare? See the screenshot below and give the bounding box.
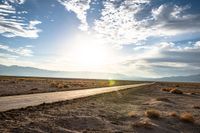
[68,34,110,68]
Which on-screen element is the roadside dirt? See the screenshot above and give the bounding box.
[0,76,144,96]
[0,82,200,132]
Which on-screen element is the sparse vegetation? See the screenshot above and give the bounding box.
[156,97,170,102]
[168,111,178,117]
[161,87,183,94]
[0,76,143,96]
[132,120,153,129]
[128,111,137,117]
[179,112,194,123]
[0,80,200,132]
[50,82,57,87]
[10,80,16,84]
[192,105,200,109]
[170,88,183,94]
[176,85,180,87]
[50,82,66,89]
[57,83,64,89]
[63,84,69,88]
[145,109,160,118]
[161,88,173,92]
[30,88,38,91]
[185,92,196,95]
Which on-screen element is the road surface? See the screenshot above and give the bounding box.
[0,83,153,112]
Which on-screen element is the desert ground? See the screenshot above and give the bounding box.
[0,78,200,133]
[0,76,144,96]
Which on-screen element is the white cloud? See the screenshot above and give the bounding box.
[194,41,200,47]
[93,0,151,47]
[6,0,26,4]
[125,41,200,77]
[91,1,200,48]
[0,2,41,38]
[0,44,33,56]
[0,52,18,59]
[58,0,91,31]
[150,4,200,36]
[0,56,36,67]
[57,0,200,48]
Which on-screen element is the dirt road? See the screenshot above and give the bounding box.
[0,83,153,112]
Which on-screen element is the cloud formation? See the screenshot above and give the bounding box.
[123,41,200,77]
[5,0,25,4]
[150,4,200,35]
[56,0,200,47]
[58,0,91,31]
[0,44,33,56]
[0,1,41,38]
[92,1,200,47]
[93,0,151,47]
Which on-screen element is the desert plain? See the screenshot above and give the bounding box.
[0,76,200,133]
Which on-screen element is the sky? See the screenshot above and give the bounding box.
[0,0,200,78]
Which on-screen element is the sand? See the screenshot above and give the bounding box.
[0,81,200,132]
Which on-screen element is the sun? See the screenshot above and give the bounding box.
[67,33,110,68]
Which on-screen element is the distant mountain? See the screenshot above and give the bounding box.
[0,64,128,80]
[1,64,199,82]
[153,74,200,82]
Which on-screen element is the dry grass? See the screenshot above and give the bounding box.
[179,112,194,123]
[30,88,38,91]
[10,80,16,84]
[192,105,200,109]
[185,92,196,95]
[145,109,160,119]
[132,120,153,129]
[50,82,64,89]
[170,88,183,94]
[0,76,144,96]
[168,111,178,117]
[161,88,173,92]
[128,111,137,117]
[161,87,184,94]
[63,84,69,88]
[57,83,64,89]
[50,82,57,87]
[175,84,180,87]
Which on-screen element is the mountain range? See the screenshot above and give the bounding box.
[0,64,199,82]
[153,74,200,82]
[0,64,128,80]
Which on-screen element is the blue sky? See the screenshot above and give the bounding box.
[0,0,200,78]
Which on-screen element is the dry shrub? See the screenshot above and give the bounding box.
[168,111,178,117]
[50,82,65,89]
[161,88,173,92]
[185,92,196,95]
[10,80,16,84]
[170,88,183,94]
[189,92,196,95]
[63,84,69,88]
[179,112,194,123]
[57,83,64,89]
[145,109,160,119]
[17,78,25,81]
[132,120,153,129]
[30,88,38,91]
[50,82,57,87]
[128,111,137,117]
[176,84,180,87]
[192,105,200,109]
[161,87,183,94]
